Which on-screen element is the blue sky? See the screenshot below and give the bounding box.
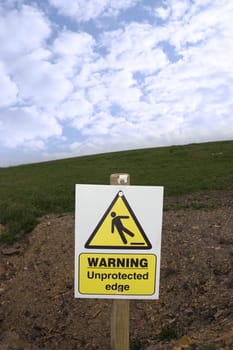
[0,0,233,166]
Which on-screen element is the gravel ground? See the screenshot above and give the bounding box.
[0,190,233,349]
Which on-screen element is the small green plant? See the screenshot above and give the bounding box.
[130,338,143,350]
[182,281,190,290]
[159,322,179,341]
[203,308,216,322]
[163,266,177,278]
[0,200,38,244]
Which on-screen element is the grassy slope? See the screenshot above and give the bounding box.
[0,140,232,242]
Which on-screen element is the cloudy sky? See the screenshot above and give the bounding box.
[0,0,233,166]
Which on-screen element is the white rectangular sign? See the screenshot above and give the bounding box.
[75,184,163,299]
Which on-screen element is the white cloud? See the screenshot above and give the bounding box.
[0,4,70,110]
[53,30,95,57]
[11,53,73,107]
[60,0,233,150]
[0,4,51,59]
[0,107,62,148]
[51,30,97,79]
[166,0,233,52]
[70,141,82,152]
[103,70,142,112]
[169,0,191,20]
[57,92,93,121]
[0,63,18,107]
[101,23,169,72]
[154,6,170,21]
[23,139,46,151]
[49,0,139,21]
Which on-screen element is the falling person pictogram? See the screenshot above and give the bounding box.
[111,211,135,244]
[85,190,152,249]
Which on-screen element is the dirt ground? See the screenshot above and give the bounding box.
[0,190,233,350]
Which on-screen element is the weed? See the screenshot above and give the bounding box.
[130,338,143,350]
[203,308,216,322]
[0,200,38,243]
[0,231,19,244]
[159,322,180,341]
[182,281,190,290]
[163,266,177,278]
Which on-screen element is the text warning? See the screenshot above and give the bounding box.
[78,253,156,295]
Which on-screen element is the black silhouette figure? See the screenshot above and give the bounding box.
[111,211,135,244]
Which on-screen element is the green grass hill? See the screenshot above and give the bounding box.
[0,140,232,243]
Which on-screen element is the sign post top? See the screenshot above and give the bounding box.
[110,174,130,185]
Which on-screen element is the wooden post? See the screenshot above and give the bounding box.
[110,173,130,350]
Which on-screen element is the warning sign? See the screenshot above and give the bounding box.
[79,253,156,295]
[75,184,164,300]
[85,191,151,249]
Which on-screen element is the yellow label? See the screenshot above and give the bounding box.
[79,253,156,295]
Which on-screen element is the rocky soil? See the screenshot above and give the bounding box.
[0,190,233,349]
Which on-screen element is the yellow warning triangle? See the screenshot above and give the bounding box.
[85,191,152,249]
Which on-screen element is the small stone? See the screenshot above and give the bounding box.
[1,247,21,256]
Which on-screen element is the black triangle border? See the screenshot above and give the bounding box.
[85,191,152,249]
